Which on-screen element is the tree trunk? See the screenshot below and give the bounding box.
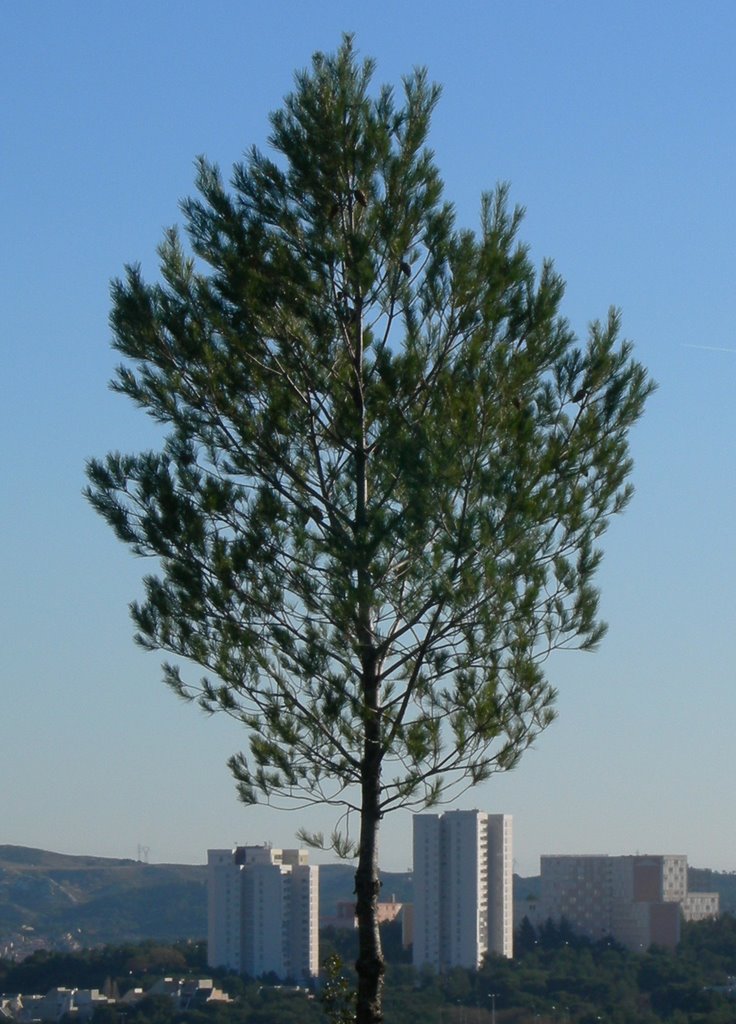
[351,212,384,1023]
[354,715,385,1024]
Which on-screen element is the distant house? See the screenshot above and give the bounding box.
[136,978,230,1009]
[322,895,405,929]
[0,988,112,1023]
[0,981,229,1024]
[0,997,23,1023]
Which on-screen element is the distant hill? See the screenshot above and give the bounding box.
[0,846,207,956]
[2,845,726,959]
[318,862,414,912]
[0,846,414,957]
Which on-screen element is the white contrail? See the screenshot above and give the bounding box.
[682,344,736,353]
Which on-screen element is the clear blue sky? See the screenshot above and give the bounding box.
[2,1,734,877]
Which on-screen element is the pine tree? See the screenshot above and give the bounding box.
[85,37,654,1024]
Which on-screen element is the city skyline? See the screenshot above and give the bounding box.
[2,2,735,878]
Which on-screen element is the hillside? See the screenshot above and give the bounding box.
[0,846,207,956]
[2,845,729,961]
[0,846,411,957]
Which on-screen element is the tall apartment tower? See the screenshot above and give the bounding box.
[413,810,513,970]
[207,845,319,981]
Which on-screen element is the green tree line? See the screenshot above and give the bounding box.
[4,918,736,1023]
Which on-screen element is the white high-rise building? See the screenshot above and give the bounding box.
[207,845,319,981]
[413,810,513,970]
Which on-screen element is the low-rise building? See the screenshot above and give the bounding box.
[322,896,405,929]
[0,989,113,1023]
